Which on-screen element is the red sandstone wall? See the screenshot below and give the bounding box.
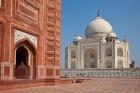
[45,0,61,80]
[0,0,61,81]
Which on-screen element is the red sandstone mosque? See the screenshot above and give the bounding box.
[0,0,61,89]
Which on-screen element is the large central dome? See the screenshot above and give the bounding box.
[86,16,113,38]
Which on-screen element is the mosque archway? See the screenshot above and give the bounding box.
[15,46,29,79]
[84,48,97,68]
[15,40,36,79]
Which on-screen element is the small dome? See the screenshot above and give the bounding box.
[74,36,82,41]
[86,16,113,37]
[107,32,117,38]
[116,40,120,43]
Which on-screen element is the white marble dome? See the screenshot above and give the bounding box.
[86,16,113,36]
[74,36,82,41]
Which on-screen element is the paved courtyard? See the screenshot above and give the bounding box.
[1,78,140,93]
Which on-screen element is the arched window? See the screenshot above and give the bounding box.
[71,62,76,69]
[106,48,112,56]
[71,50,76,58]
[106,60,112,68]
[118,60,123,68]
[117,48,123,57]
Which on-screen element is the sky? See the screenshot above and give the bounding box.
[61,0,140,68]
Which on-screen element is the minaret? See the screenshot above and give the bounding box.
[124,35,128,42]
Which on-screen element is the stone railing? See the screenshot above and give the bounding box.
[61,68,140,78]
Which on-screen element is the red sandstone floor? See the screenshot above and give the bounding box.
[1,78,140,93]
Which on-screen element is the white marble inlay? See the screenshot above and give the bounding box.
[14,29,38,48]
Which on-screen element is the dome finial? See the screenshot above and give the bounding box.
[97,10,100,17]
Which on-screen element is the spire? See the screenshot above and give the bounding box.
[96,10,101,19]
[124,35,128,42]
[97,10,100,17]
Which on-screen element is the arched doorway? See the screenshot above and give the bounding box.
[84,48,97,68]
[15,46,29,79]
[15,40,36,79]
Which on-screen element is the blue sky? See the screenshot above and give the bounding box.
[61,0,140,68]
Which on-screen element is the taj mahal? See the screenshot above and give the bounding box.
[65,13,130,69]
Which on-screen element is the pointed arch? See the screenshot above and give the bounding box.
[117,47,123,57]
[15,39,36,79]
[84,48,97,68]
[15,38,37,52]
[71,50,76,58]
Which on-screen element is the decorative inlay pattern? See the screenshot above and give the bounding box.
[16,0,39,23]
[47,7,55,15]
[14,29,38,48]
[48,0,55,7]
[61,69,140,78]
[47,16,56,24]
[45,0,61,66]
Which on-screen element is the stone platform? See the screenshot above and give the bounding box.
[1,78,140,93]
[61,68,140,78]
